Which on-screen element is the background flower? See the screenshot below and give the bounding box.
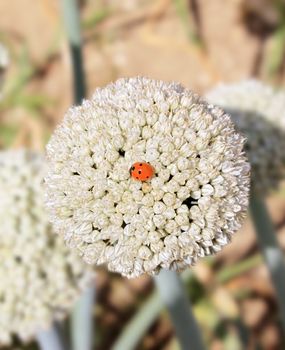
[205,80,285,195]
[0,149,93,345]
[45,77,250,278]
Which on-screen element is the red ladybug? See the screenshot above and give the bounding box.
[130,162,154,181]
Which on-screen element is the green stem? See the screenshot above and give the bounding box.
[113,254,264,350]
[62,0,86,103]
[250,195,285,331]
[112,290,163,350]
[61,2,94,349]
[71,285,96,350]
[265,22,285,77]
[154,270,205,350]
[217,254,262,284]
[173,0,201,45]
[112,270,191,350]
[36,324,66,350]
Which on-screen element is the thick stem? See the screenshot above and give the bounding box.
[154,270,205,350]
[61,2,94,349]
[114,257,262,350]
[112,270,191,350]
[112,290,163,350]
[36,324,66,350]
[250,195,285,331]
[71,285,96,350]
[61,0,86,103]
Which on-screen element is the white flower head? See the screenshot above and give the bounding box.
[45,77,250,278]
[0,149,93,345]
[205,80,285,195]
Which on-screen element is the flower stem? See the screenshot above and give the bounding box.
[61,0,86,103]
[36,324,66,350]
[112,289,164,350]
[71,285,96,350]
[217,254,262,284]
[264,22,285,78]
[154,269,205,350]
[114,257,263,350]
[61,1,95,349]
[250,195,285,331]
[173,0,202,45]
[112,270,192,350]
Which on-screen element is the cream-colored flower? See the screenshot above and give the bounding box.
[0,149,93,345]
[206,80,285,195]
[45,77,250,278]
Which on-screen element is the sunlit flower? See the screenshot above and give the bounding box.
[206,80,285,195]
[45,77,250,278]
[0,149,93,345]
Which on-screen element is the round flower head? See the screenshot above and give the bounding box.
[45,77,250,278]
[0,149,93,345]
[205,80,285,195]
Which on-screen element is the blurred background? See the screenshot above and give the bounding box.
[1,0,285,349]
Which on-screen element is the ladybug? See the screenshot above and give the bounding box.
[130,162,154,181]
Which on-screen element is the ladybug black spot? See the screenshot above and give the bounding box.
[146,176,149,178]
[132,166,135,170]
[136,177,139,179]
[138,170,141,174]
[140,163,143,166]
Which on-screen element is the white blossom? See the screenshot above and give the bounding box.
[206,80,285,195]
[45,77,250,278]
[0,150,94,345]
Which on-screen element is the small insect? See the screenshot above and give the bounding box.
[130,162,154,181]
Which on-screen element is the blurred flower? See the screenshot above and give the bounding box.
[0,149,93,345]
[45,77,250,278]
[205,80,285,195]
